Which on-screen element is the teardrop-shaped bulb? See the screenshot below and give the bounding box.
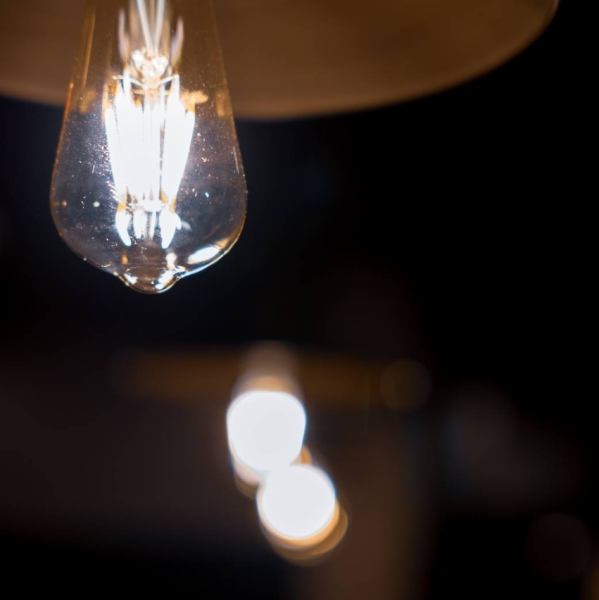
[51,0,246,293]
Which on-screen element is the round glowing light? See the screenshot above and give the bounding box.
[257,465,337,542]
[227,390,306,477]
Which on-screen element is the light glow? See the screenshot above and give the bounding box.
[104,0,195,250]
[227,390,306,483]
[50,0,247,294]
[257,465,338,543]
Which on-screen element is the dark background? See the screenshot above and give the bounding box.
[0,2,594,598]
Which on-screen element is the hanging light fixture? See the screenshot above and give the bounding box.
[0,0,559,292]
[50,0,246,293]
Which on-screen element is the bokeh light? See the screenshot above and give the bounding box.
[227,389,306,485]
[257,465,338,545]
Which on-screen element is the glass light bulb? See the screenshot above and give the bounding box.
[51,0,246,293]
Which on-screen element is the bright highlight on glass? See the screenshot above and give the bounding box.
[227,390,307,484]
[257,465,338,544]
[51,0,246,293]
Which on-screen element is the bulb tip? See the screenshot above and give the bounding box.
[118,269,180,294]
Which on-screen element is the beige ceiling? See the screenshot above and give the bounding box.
[0,0,559,119]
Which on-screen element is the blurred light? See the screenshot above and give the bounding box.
[235,343,301,399]
[227,390,306,485]
[257,465,338,544]
[228,344,348,563]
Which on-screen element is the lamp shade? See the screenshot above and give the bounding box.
[0,0,558,118]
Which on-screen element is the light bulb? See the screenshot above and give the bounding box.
[51,0,246,293]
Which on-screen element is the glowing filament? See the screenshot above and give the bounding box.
[104,0,195,249]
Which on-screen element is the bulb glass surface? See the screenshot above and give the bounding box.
[51,0,246,293]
